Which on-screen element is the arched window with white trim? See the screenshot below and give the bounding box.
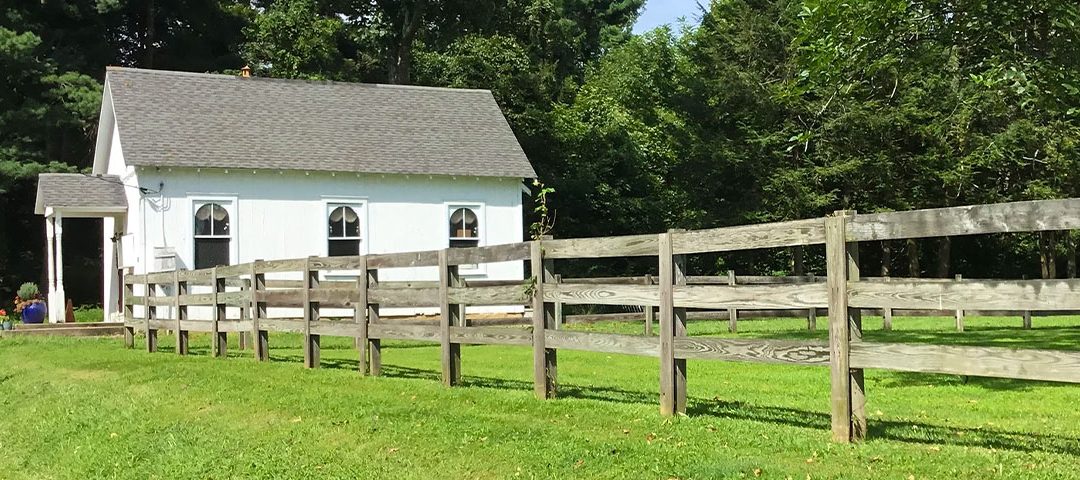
[449,207,480,248]
[328,205,362,256]
[194,203,230,269]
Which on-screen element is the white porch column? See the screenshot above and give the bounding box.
[46,215,59,323]
[53,213,66,323]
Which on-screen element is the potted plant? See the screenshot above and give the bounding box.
[14,282,46,324]
[0,308,10,330]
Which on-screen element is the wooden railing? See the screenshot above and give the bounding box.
[559,273,1063,333]
[122,198,1080,443]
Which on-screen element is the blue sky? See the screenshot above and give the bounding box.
[633,0,702,33]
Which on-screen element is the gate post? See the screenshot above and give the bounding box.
[659,230,687,416]
[439,249,462,386]
[825,211,865,442]
[530,239,557,398]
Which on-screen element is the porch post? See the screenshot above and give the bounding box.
[45,215,58,323]
[53,212,66,323]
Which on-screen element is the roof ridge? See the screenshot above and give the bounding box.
[105,66,494,94]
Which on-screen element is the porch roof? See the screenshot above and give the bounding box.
[35,173,129,217]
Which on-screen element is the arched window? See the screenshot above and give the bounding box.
[328,205,361,256]
[449,207,479,248]
[194,203,230,269]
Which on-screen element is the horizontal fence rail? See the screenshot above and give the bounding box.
[121,198,1080,444]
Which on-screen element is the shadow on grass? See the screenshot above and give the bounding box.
[259,355,1080,457]
[137,332,1080,456]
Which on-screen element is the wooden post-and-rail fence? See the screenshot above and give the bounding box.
[122,198,1080,443]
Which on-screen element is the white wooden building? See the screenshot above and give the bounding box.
[36,67,536,323]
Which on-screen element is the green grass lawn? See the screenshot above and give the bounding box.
[1,315,1078,479]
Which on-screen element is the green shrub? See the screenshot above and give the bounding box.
[17,282,40,300]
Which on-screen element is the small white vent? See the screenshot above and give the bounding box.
[153,247,177,272]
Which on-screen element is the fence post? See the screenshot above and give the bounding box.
[553,273,564,330]
[175,270,189,355]
[644,274,655,335]
[659,230,687,416]
[123,273,134,348]
[954,274,965,332]
[212,267,227,357]
[439,249,462,386]
[145,280,157,352]
[727,269,738,333]
[825,211,864,442]
[808,273,817,331]
[530,239,557,399]
[882,276,893,331]
[303,256,320,369]
[1022,274,1032,329]
[368,267,382,376]
[238,279,249,350]
[355,255,369,374]
[251,260,269,361]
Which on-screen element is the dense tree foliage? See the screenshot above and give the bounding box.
[2,0,1079,305]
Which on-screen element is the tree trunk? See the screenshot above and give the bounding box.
[906,238,920,277]
[880,240,891,277]
[144,0,156,67]
[936,236,951,278]
[388,0,427,84]
[1039,231,1057,279]
[792,245,804,276]
[1067,233,1076,278]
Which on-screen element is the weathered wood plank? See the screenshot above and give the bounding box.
[674,338,830,365]
[545,330,659,357]
[446,242,531,265]
[215,263,251,278]
[367,324,440,342]
[847,228,866,442]
[251,261,268,362]
[825,213,852,443]
[212,268,227,358]
[531,240,557,399]
[144,271,175,284]
[543,234,659,259]
[217,291,250,307]
[439,249,461,387]
[560,276,650,285]
[308,255,366,270]
[355,255,369,375]
[543,283,659,306]
[848,279,1080,311]
[255,258,306,273]
[176,269,213,282]
[177,293,215,306]
[659,232,676,416]
[449,326,532,346]
[367,269,382,376]
[173,271,187,355]
[217,320,255,333]
[671,218,826,255]
[367,250,440,269]
[448,285,529,305]
[309,321,361,337]
[847,198,1080,241]
[673,284,829,309]
[850,342,1080,384]
[303,257,320,369]
[368,287,439,307]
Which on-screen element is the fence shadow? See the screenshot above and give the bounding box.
[254,351,1080,457]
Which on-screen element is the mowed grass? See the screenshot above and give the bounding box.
[1,315,1079,479]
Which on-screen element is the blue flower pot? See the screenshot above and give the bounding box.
[22,301,46,324]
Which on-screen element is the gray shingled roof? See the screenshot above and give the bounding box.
[35,173,129,215]
[105,67,536,178]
